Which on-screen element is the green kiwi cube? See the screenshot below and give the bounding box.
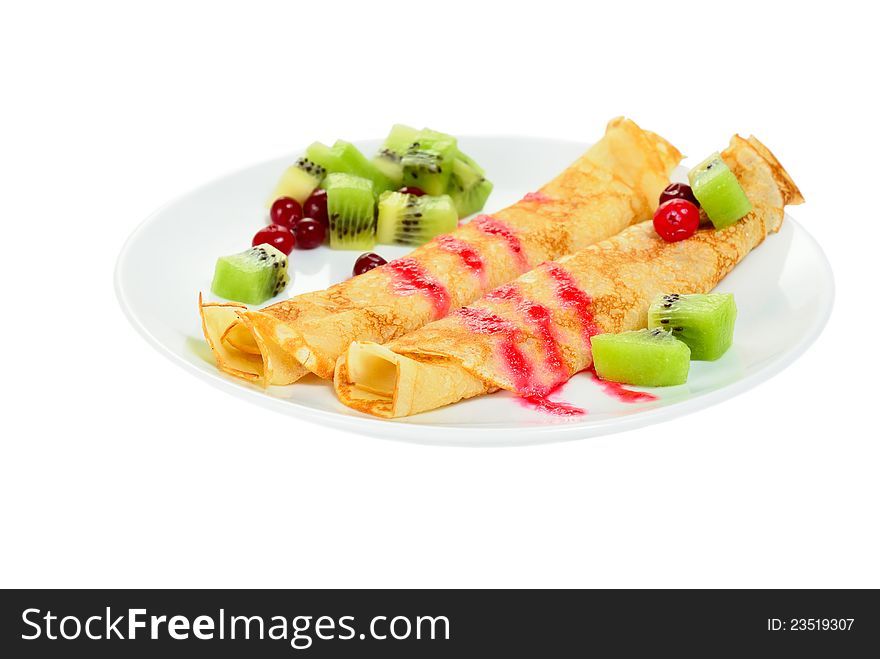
[450,153,484,189]
[266,157,325,207]
[401,129,458,196]
[591,329,690,387]
[376,191,458,246]
[447,148,493,217]
[688,153,752,229]
[306,140,394,195]
[454,148,486,176]
[332,140,394,194]
[648,293,737,361]
[211,244,289,305]
[372,124,420,186]
[450,179,493,218]
[323,173,376,250]
[450,166,493,217]
[305,141,339,169]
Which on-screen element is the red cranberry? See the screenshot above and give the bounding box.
[303,189,329,228]
[653,199,700,243]
[659,183,700,208]
[353,252,387,276]
[295,218,325,249]
[398,186,426,197]
[253,224,295,254]
[270,196,303,228]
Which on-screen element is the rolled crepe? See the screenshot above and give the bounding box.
[335,135,804,418]
[201,117,681,385]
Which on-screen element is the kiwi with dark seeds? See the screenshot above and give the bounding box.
[376,191,458,246]
[211,244,290,305]
[323,173,377,250]
[448,155,493,217]
[688,153,752,229]
[647,293,737,360]
[372,124,420,186]
[401,129,458,196]
[267,157,325,206]
[307,140,394,195]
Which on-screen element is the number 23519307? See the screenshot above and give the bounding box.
[768,618,854,631]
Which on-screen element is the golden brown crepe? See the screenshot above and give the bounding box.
[334,135,804,418]
[201,117,681,385]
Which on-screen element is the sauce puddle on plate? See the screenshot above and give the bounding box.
[587,365,658,403]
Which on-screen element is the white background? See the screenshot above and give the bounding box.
[1,1,877,588]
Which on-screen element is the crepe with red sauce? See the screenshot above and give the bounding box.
[334,135,803,417]
[200,117,681,385]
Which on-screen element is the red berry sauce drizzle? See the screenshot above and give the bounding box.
[521,191,554,203]
[484,285,568,382]
[455,262,657,416]
[385,259,451,319]
[541,262,601,344]
[586,365,658,403]
[472,215,529,273]
[432,235,486,287]
[543,262,656,403]
[458,285,584,417]
[524,384,586,416]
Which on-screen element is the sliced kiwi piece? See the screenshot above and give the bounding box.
[448,155,493,217]
[401,129,458,196]
[306,140,394,195]
[445,146,493,217]
[451,151,484,187]
[688,153,752,229]
[323,173,376,250]
[266,157,325,207]
[211,243,289,305]
[372,124,420,187]
[648,293,737,361]
[591,329,690,387]
[376,191,458,246]
[451,178,493,218]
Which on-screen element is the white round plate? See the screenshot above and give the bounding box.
[116,136,833,446]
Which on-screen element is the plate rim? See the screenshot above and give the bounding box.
[115,136,835,447]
